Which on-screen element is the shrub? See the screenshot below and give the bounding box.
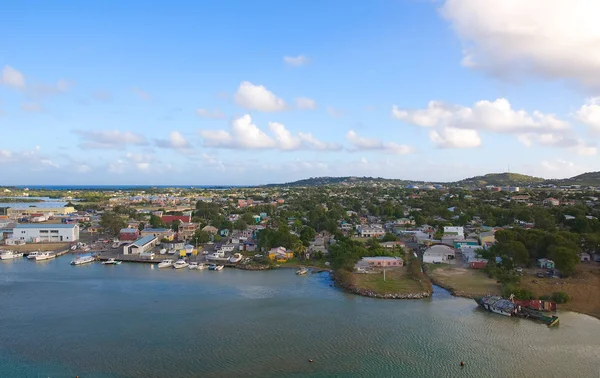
[503,284,534,300]
[551,291,569,304]
[538,294,550,300]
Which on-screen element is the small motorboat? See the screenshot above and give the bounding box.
[35,251,55,261]
[71,255,96,265]
[296,267,309,275]
[111,242,119,249]
[0,250,24,260]
[27,251,41,260]
[228,253,243,263]
[188,262,199,270]
[173,259,189,269]
[197,263,208,270]
[157,259,174,269]
[102,258,122,265]
[159,248,167,255]
[214,265,224,271]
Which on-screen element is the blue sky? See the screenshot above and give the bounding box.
[1,0,600,185]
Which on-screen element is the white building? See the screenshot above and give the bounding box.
[423,245,456,264]
[124,236,157,255]
[358,224,385,238]
[443,226,464,236]
[12,223,80,242]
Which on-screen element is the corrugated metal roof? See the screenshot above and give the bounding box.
[14,223,77,229]
[131,235,157,247]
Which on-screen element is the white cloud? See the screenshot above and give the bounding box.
[392,98,569,133]
[199,114,338,151]
[156,131,192,150]
[517,133,596,156]
[295,97,317,110]
[326,106,344,118]
[429,127,482,148]
[31,79,73,98]
[1,65,26,89]
[21,102,43,113]
[346,130,412,155]
[132,87,150,101]
[234,81,286,112]
[440,0,600,89]
[574,97,600,132]
[283,55,308,66]
[74,130,148,149]
[196,108,226,119]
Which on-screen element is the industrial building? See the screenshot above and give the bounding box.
[12,223,80,242]
[124,236,157,255]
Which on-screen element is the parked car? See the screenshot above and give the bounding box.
[536,272,545,278]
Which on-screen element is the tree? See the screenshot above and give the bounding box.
[234,219,248,230]
[299,226,316,247]
[191,230,211,245]
[550,246,579,277]
[100,212,127,236]
[138,222,145,231]
[293,241,306,259]
[171,220,181,232]
[242,213,255,225]
[381,233,398,242]
[149,214,164,228]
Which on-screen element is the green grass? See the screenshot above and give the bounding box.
[352,268,428,294]
[425,264,501,297]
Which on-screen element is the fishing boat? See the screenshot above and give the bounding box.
[228,253,243,263]
[296,267,309,275]
[188,262,199,270]
[102,258,122,265]
[71,255,96,265]
[34,251,55,261]
[0,250,24,260]
[475,296,518,316]
[157,259,174,269]
[173,259,189,269]
[27,251,41,260]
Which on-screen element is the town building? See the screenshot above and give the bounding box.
[12,223,80,242]
[268,246,293,261]
[6,206,76,216]
[202,225,218,235]
[443,226,464,236]
[423,245,456,264]
[161,214,192,224]
[543,198,560,206]
[124,236,157,255]
[537,258,555,269]
[355,256,403,270]
[119,228,140,241]
[358,224,385,238]
[140,228,175,241]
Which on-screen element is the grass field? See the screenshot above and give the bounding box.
[348,267,429,294]
[9,242,71,253]
[425,264,502,297]
[519,264,600,319]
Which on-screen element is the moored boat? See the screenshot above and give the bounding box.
[197,263,208,270]
[296,267,309,275]
[71,255,96,265]
[0,250,24,260]
[475,295,559,327]
[157,259,174,269]
[34,251,55,261]
[189,262,199,270]
[228,253,243,263]
[214,265,224,271]
[173,259,189,269]
[102,258,122,265]
[27,251,41,260]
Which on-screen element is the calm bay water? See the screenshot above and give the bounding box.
[0,258,598,378]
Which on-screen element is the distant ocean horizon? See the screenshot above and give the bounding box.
[7,185,251,190]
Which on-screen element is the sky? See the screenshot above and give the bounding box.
[1,0,600,185]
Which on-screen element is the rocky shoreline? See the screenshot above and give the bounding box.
[333,272,432,299]
[235,263,272,271]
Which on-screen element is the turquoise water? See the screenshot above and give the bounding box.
[1,257,599,378]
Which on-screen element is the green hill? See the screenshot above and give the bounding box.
[549,171,600,186]
[456,173,546,187]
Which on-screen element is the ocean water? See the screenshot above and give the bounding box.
[0,258,599,378]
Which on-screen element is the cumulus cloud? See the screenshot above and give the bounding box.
[283,55,308,66]
[346,130,412,155]
[73,130,148,149]
[0,146,60,171]
[1,65,26,89]
[392,98,569,133]
[132,87,151,101]
[155,131,193,150]
[429,127,482,149]
[295,97,317,110]
[574,97,600,132]
[234,81,286,112]
[518,133,597,156]
[199,114,338,151]
[21,102,43,113]
[440,0,600,90]
[196,108,226,119]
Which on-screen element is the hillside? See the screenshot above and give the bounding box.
[264,176,418,187]
[550,171,600,186]
[456,173,546,187]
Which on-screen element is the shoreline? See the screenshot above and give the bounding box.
[333,269,432,300]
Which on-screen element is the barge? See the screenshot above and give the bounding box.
[475,295,559,327]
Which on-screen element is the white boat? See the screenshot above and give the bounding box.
[197,263,208,270]
[188,262,199,270]
[35,251,55,261]
[157,259,174,268]
[102,258,121,265]
[159,248,167,255]
[71,255,96,265]
[167,249,176,255]
[0,251,24,260]
[228,253,243,263]
[27,251,41,260]
[111,242,119,249]
[173,259,189,269]
[296,267,309,275]
[213,265,224,271]
[206,251,227,261]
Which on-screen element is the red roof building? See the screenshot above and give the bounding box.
[161,215,191,224]
[119,228,140,241]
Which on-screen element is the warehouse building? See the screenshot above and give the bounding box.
[124,235,157,255]
[12,223,80,242]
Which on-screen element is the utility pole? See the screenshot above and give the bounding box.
[383,269,386,281]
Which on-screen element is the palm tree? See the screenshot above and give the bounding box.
[293,241,307,260]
